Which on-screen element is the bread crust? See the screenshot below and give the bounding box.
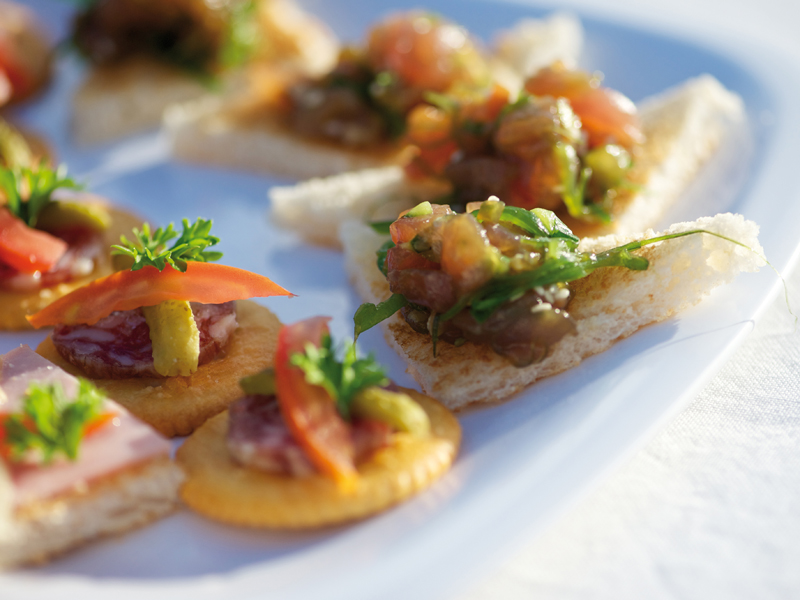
[177,389,461,528]
[0,203,141,331]
[35,300,282,437]
[0,456,182,569]
[341,214,764,410]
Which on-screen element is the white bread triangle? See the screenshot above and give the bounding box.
[340,213,763,410]
[166,13,584,179]
[270,74,745,248]
[71,0,339,145]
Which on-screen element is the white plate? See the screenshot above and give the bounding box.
[3,1,800,599]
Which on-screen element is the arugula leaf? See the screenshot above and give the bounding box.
[0,162,83,228]
[376,238,395,276]
[369,220,394,235]
[290,334,389,420]
[473,205,579,245]
[111,217,223,272]
[3,378,106,465]
[354,293,409,339]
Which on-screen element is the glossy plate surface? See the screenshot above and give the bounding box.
[3,0,800,598]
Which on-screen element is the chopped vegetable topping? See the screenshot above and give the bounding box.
[403,63,643,221]
[288,11,491,147]
[355,198,740,365]
[112,217,222,272]
[72,0,261,77]
[1,378,109,465]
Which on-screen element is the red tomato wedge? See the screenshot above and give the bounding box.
[0,208,68,274]
[26,262,293,328]
[274,317,358,489]
[570,87,644,149]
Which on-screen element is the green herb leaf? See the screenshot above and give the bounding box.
[369,220,393,235]
[219,0,260,69]
[290,335,389,419]
[354,293,409,339]
[111,217,222,272]
[376,239,395,276]
[0,162,83,228]
[473,205,579,245]
[3,378,106,465]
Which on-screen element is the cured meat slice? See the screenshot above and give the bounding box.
[226,394,392,477]
[51,301,238,379]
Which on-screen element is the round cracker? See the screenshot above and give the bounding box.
[0,203,141,330]
[176,389,461,528]
[36,300,282,437]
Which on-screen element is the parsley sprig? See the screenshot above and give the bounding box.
[0,162,82,228]
[2,379,106,465]
[111,217,223,272]
[290,335,389,420]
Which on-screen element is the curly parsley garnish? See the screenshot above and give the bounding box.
[290,335,389,420]
[0,162,83,228]
[112,217,223,272]
[2,378,107,465]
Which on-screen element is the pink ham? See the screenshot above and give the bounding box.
[0,346,171,507]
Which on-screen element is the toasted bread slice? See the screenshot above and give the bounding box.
[71,0,338,145]
[0,201,141,331]
[177,388,460,528]
[165,13,584,179]
[269,75,744,249]
[36,300,282,437]
[341,213,763,410]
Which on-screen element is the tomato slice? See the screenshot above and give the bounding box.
[0,208,68,274]
[274,317,357,489]
[26,262,293,328]
[570,87,644,149]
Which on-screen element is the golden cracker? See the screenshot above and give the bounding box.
[0,204,141,330]
[36,300,282,437]
[176,389,461,528]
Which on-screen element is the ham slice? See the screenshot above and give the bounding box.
[0,346,171,507]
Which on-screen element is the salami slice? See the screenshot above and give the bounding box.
[226,394,393,477]
[51,301,238,379]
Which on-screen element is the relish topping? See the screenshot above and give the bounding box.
[404,63,644,222]
[72,0,260,76]
[287,11,490,148]
[379,199,578,366]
